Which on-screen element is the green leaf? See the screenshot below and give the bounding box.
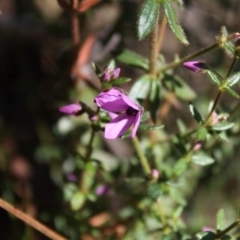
[71,191,86,211]
[177,119,187,133]
[216,209,226,231]
[218,131,229,142]
[82,162,97,192]
[189,103,203,123]
[192,152,215,166]
[163,74,196,100]
[173,158,188,176]
[150,80,161,122]
[162,0,189,45]
[211,121,234,131]
[201,232,216,240]
[107,59,116,71]
[110,77,131,86]
[224,86,239,98]
[173,135,187,155]
[92,62,102,77]
[129,75,152,102]
[219,26,235,57]
[196,126,208,141]
[226,71,240,87]
[116,49,149,70]
[102,82,113,90]
[139,123,164,130]
[137,0,159,40]
[206,70,222,86]
[147,183,162,201]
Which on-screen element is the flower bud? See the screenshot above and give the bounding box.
[59,103,82,116]
[101,67,121,81]
[183,61,208,73]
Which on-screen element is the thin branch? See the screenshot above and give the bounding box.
[0,198,67,240]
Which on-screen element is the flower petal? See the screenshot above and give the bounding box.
[122,94,140,111]
[104,113,135,139]
[131,112,141,138]
[108,112,119,119]
[59,103,82,115]
[112,68,121,79]
[94,88,128,112]
[183,61,207,72]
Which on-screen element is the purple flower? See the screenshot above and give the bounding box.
[183,61,208,73]
[102,67,121,81]
[59,103,82,115]
[94,88,141,139]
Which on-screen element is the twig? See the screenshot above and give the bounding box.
[0,198,67,240]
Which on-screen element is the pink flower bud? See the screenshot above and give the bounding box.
[152,169,160,179]
[59,103,82,115]
[183,61,208,73]
[193,142,202,151]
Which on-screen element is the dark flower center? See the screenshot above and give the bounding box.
[126,107,138,116]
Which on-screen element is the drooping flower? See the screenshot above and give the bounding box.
[94,88,141,139]
[59,103,82,116]
[183,61,208,73]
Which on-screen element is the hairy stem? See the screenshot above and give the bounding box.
[156,15,167,55]
[149,12,159,76]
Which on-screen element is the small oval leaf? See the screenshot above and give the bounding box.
[129,75,152,101]
[211,121,234,131]
[138,0,159,40]
[224,86,239,98]
[192,152,215,166]
[110,77,131,86]
[116,49,149,70]
[189,103,203,123]
[206,70,222,86]
[226,71,240,87]
[162,0,189,45]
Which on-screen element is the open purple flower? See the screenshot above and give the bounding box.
[94,88,141,139]
[183,61,208,73]
[59,103,82,116]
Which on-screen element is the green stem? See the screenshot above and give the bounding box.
[157,201,166,225]
[85,129,95,161]
[204,55,237,126]
[216,220,240,238]
[225,56,237,80]
[158,43,219,75]
[132,136,151,176]
[204,90,223,127]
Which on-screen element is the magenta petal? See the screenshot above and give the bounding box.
[59,103,82,115]
[112,68,121,79]
[104,113,135,139]
[94,89,128,112]
[131,112,141,138]
[121,94,139,111]
[183,61,207,72]
[108,112,119,119]
[102,72,111,81]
